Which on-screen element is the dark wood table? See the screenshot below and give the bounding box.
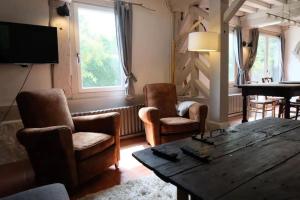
[133,118,300,200]
[238,83,300,123]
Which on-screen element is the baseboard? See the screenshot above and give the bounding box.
[120,132,145,140]
[228,112,242,118]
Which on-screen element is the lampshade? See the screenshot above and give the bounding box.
[188,32,219,52]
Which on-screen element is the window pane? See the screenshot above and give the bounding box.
[229,33,235,82]
[251,35,266,82]
[268,37,281,82]
[77,6,122,88]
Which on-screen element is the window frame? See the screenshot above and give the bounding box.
[73,2,124,93]
[228,29,237,87]
[250,33,281,82]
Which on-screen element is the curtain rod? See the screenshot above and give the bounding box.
[72,0,155,12]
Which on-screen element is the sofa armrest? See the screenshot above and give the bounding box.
[72,112,121,137]
[188,103,208,134]
[16,126,78,189]
[138,107,160,146]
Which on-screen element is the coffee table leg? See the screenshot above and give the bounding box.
[177,188,189,200]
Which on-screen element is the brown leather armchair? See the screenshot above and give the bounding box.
[16,89,120,190]
[139,83,208,146]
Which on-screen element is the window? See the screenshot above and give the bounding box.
[74,3,123,91]
[251,34,281,82]
[228,32,236,82]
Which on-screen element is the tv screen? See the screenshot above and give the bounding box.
[0,21,59,64]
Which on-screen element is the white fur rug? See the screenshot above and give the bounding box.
[80,175,176,200]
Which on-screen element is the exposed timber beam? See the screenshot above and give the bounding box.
[240,5,258,13]
[224,0,246,23]
[244,0,271,10]
[241,2,300,27]
[268,0,288,6]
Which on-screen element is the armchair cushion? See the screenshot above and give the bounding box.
[72,112,120,136]
[160,117,199,135]
[73,132,115,160]
[176,101,197,116]
[16,89,75,131]
[144,83,178,118]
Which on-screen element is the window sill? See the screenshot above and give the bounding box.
[79,86,125,93]
[71,88,125,100]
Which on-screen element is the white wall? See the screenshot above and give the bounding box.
[132,0,172,94]
[284,26,300,81]
[0,0,52,106]
[0,0,172,117]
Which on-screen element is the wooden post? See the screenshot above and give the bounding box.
[191,53,199,97]
[208,0,229,128]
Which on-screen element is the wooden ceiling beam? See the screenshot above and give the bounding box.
[244,0,272,10]
[224,0,247,23]
[240,5,258,13]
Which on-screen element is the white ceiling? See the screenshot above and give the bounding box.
[166,0,300,28]
[234,0,300,27]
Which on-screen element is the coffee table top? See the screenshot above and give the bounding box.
[133,118,300,200]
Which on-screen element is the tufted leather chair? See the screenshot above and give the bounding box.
[16,89,120,190]
[139,83,208,146]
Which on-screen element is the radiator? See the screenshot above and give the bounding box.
[72,104,144,137]
[228,94,243,116]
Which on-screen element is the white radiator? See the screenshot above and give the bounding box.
[72,104,144,137]
[228,94,243,116]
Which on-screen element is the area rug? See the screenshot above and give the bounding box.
[80,175,176,200]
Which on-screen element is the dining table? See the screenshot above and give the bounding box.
[238,82,300,123]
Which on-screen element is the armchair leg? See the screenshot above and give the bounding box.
[115,162,119,169]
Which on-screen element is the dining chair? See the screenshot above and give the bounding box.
[247,81,277,119]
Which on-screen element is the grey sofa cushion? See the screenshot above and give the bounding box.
[0,184,69,200]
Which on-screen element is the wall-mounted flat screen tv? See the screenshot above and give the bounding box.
[0,21,59,64]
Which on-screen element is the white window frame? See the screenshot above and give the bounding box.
[250,33,281,80]
[228,30,237,87]
[73,2,124,93]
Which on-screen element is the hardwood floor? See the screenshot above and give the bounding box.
[71,111,289,199]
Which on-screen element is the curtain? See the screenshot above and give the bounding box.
[245,28,259,81]
[114,1,137,97]
[234,26,245,85]
[280,33,285,81]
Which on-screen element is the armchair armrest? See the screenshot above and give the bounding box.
[138,107,160,146]
[16,126,78,189]
[188,103,208,134]
[138,107,159,124]
[72,112,120,137]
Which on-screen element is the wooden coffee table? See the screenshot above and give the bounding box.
[133,118,300,200]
